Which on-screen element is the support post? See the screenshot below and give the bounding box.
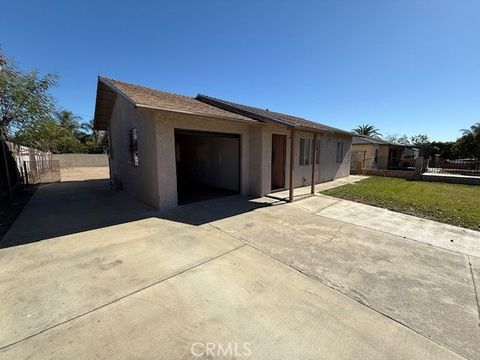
[311,133,317,194]
[289,128,295,202]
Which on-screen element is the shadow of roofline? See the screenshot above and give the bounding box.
[0,180,281,249]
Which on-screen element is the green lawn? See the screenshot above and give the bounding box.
[322,177,480,231]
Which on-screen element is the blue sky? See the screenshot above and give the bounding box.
[2,0,479,141]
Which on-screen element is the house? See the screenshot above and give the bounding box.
[350,134,418,173]
[93,77,352,210]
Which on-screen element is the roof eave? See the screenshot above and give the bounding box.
[98,76,137,107]
[93,78,118,130]
[135,103,263,125]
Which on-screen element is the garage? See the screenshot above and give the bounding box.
[174,129,240,205]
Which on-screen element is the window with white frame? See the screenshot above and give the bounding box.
[299,138,312,165]
[129,128,139,166]
[336,141,344,163]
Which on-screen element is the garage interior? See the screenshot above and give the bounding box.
[174,129,240,205]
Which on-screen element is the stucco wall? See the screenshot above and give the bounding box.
[257,124,352,192]
[316,132,352,183]
[108,101,352,210]
[258,123,291,195]
[108,97,159,208]
[351,144,380,170]
[377,145,390,170]
[52,154,108,168]
[248,126,264,196]
[151,109,261,210]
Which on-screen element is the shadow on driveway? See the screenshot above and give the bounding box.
[0,179,275,248]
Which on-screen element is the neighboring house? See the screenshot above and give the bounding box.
[351,134,418,172]
[93,77,352,210]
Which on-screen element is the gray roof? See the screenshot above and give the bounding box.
[196,94,351,135]
[94,77,351,135]
[352,134,405,147]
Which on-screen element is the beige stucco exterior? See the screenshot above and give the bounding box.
[108,96,159,208]
[108,96,352,210]
[351,144,382,170]
[351,143,404,172]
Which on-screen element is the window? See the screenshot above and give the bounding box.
[299,138,312,165]
[336,142,344,163]
[374,149,379,164]
[315,139,321,164]
[300,138,321,165]
[129,128,139,166]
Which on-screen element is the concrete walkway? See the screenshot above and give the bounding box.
[267,175,368,200]
[0,179,478,359]
[296,194,480,257]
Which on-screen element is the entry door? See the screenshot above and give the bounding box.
[271,134,286,190]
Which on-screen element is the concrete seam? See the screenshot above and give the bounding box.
[207,223,469,360]
[0,243,247,352]
[467,255,480,326]
[313,195,480,259]
[291,197,340,213]
[319,224,344,248]
[307,208,477,259]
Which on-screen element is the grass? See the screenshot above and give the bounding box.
[321,177,480,231]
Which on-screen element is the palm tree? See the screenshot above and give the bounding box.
[56,110,82,134]
[461,122,480,136]
[352,124,382,138]
[80,119,103,143]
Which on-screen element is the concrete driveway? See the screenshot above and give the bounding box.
[0,179,478,359]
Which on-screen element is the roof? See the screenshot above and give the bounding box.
[352,134,405,147]
[93,77,256,129]
[93,77,351,135]
[196,94,351,135]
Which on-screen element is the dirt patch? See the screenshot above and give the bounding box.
[60,167,109,182]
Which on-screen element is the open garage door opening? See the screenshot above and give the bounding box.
[175,129,240,205]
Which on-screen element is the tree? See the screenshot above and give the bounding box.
[352,124,382,138]
[430,141,457,159]
[410,134,430,146]
[0,47,58,140]
[409,134,436,158]
[384,134,410,145]
[1,47,104,154]
[79,119,105,153]
[461,122,480,137]
[14,110,87,153]
[0,50,6,69]
[455,122,480,159]
[13,116,84,153]
[56,110,82,134]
